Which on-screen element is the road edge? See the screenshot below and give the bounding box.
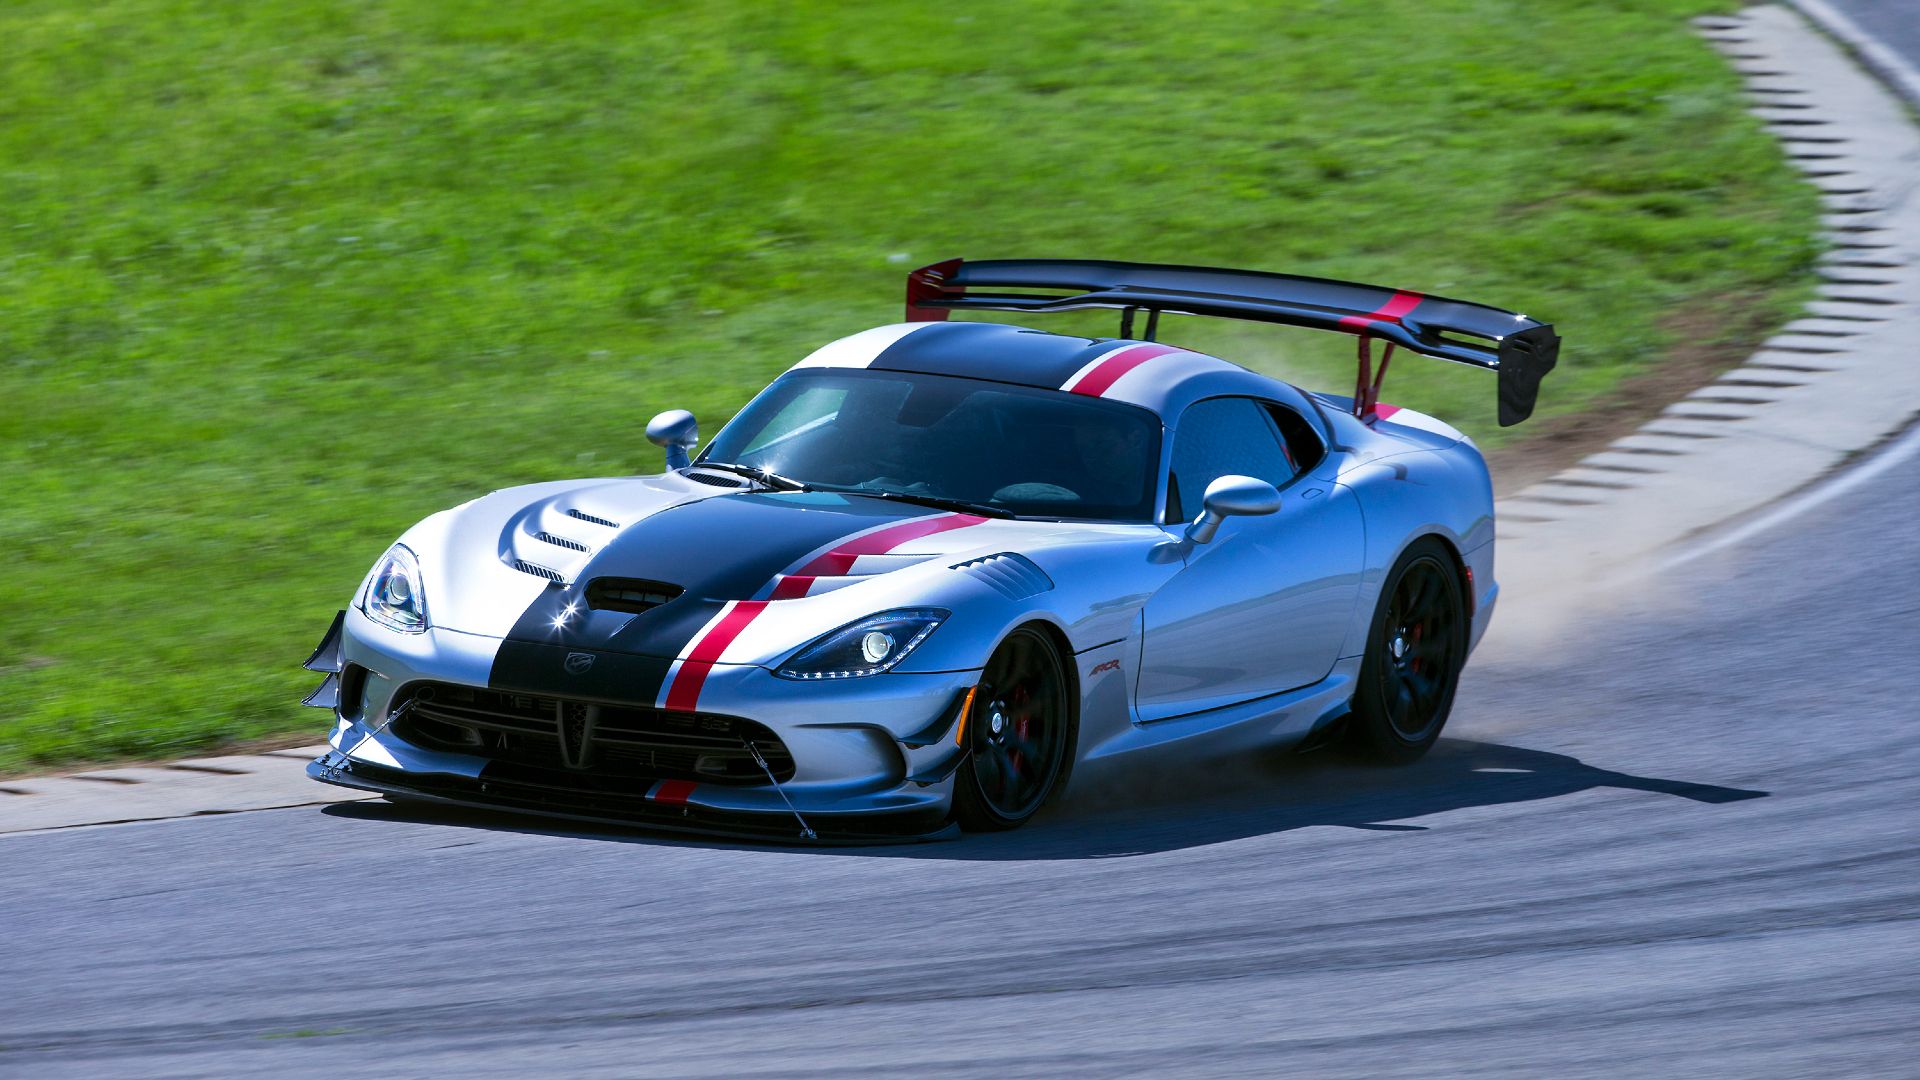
[1784,0,1920,111]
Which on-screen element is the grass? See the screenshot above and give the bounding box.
[0,0,1819,773]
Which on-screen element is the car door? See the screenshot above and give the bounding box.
[1134,396,1364,722]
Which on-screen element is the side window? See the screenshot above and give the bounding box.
[1167,397,1298,523]
[1265,402,1326,473]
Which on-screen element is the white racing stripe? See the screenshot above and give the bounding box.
[655,600,755,710]
[790,322,941,369]
[1058,344,1147,394]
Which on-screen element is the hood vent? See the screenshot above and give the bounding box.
[565,508,619,529]
[586,577,684,615]
[534,531,590,553]
[512,559,567,583]
[686,470,748,489]
[951,552,1054,601]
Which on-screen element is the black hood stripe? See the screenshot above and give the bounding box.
[867,320,1121,390]
[486,492,948,705]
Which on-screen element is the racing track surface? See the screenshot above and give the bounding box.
[1822,0,1920,82]
[5,434,1917,1077]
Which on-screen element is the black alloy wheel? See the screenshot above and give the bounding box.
[1349,538,1468,763]
[953,627,1072,831]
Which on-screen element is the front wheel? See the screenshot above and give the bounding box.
[1348,538,1468,763]
[953,627,1072,831]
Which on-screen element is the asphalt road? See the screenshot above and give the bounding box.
[4,428,1917,1078]
[1823,0,1920,78]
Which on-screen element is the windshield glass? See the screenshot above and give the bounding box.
[699,369,1162,522]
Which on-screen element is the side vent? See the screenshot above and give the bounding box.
[586,577,684,615]
[534,531,590,553]
[686,470,748,489]
[564,508,619,528]
[512,559,567,583]
[950,552,1054,601]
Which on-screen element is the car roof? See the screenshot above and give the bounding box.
[790,321,1320,424]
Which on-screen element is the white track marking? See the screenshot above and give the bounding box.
[1660,420,1920,570]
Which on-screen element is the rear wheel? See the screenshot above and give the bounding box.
[953,627,1072,831]
[1348,538,1468,763]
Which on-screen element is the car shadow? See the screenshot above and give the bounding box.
[321,737,1767,860]
[904,738,1768,861]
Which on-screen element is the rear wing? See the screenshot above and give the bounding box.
[905,258,1559,426]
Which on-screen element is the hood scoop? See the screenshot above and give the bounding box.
[586,577,683,615]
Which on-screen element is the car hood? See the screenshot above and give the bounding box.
[413,474,1095,660]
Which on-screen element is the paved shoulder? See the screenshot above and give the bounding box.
[0,747,372,834]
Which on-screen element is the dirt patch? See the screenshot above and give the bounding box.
[1486,293,1792,497]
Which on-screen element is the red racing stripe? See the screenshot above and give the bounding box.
[1338,290,1423,332]
[768,575,816,600]
[1373,404,1402,421]
[664,512,990,709]
[664,600,769,713]
[650,779,696,806]
[789,513,988,579]
[1068,343,1182,397]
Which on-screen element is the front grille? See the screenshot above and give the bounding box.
[586,577,683,615]
[392,683,794,784]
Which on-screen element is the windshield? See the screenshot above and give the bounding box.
[699,369,1162,522]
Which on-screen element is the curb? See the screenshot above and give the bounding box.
[1494,2,1920,596]
[0,746,377,836]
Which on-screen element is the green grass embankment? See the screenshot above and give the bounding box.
[0,0,1818,772]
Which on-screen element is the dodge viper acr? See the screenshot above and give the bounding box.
[302,259,1559,841]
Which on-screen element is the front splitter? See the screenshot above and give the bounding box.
[306,758,959,846]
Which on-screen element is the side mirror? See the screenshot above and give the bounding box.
[1183,474,1280,544]
[646,409,699,471]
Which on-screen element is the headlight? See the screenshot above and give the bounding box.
[775,609,948,680]
[364,544,429,634]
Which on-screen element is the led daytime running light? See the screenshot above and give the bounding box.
[776,609,948,680]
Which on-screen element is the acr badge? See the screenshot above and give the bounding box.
[564,651,596,674]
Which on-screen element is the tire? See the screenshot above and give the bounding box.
[953,627,1073,831]
[1348,538,1468,764]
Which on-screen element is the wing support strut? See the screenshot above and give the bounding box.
[1354,336,1397,424]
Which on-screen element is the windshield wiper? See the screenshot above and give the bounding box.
[694,461,811,492]
[817,486,1016,520]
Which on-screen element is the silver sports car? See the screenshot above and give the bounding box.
[303,259,1559,840]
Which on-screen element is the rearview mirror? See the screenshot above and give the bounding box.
[646,409,699,471]
[1184,474,1280,544]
